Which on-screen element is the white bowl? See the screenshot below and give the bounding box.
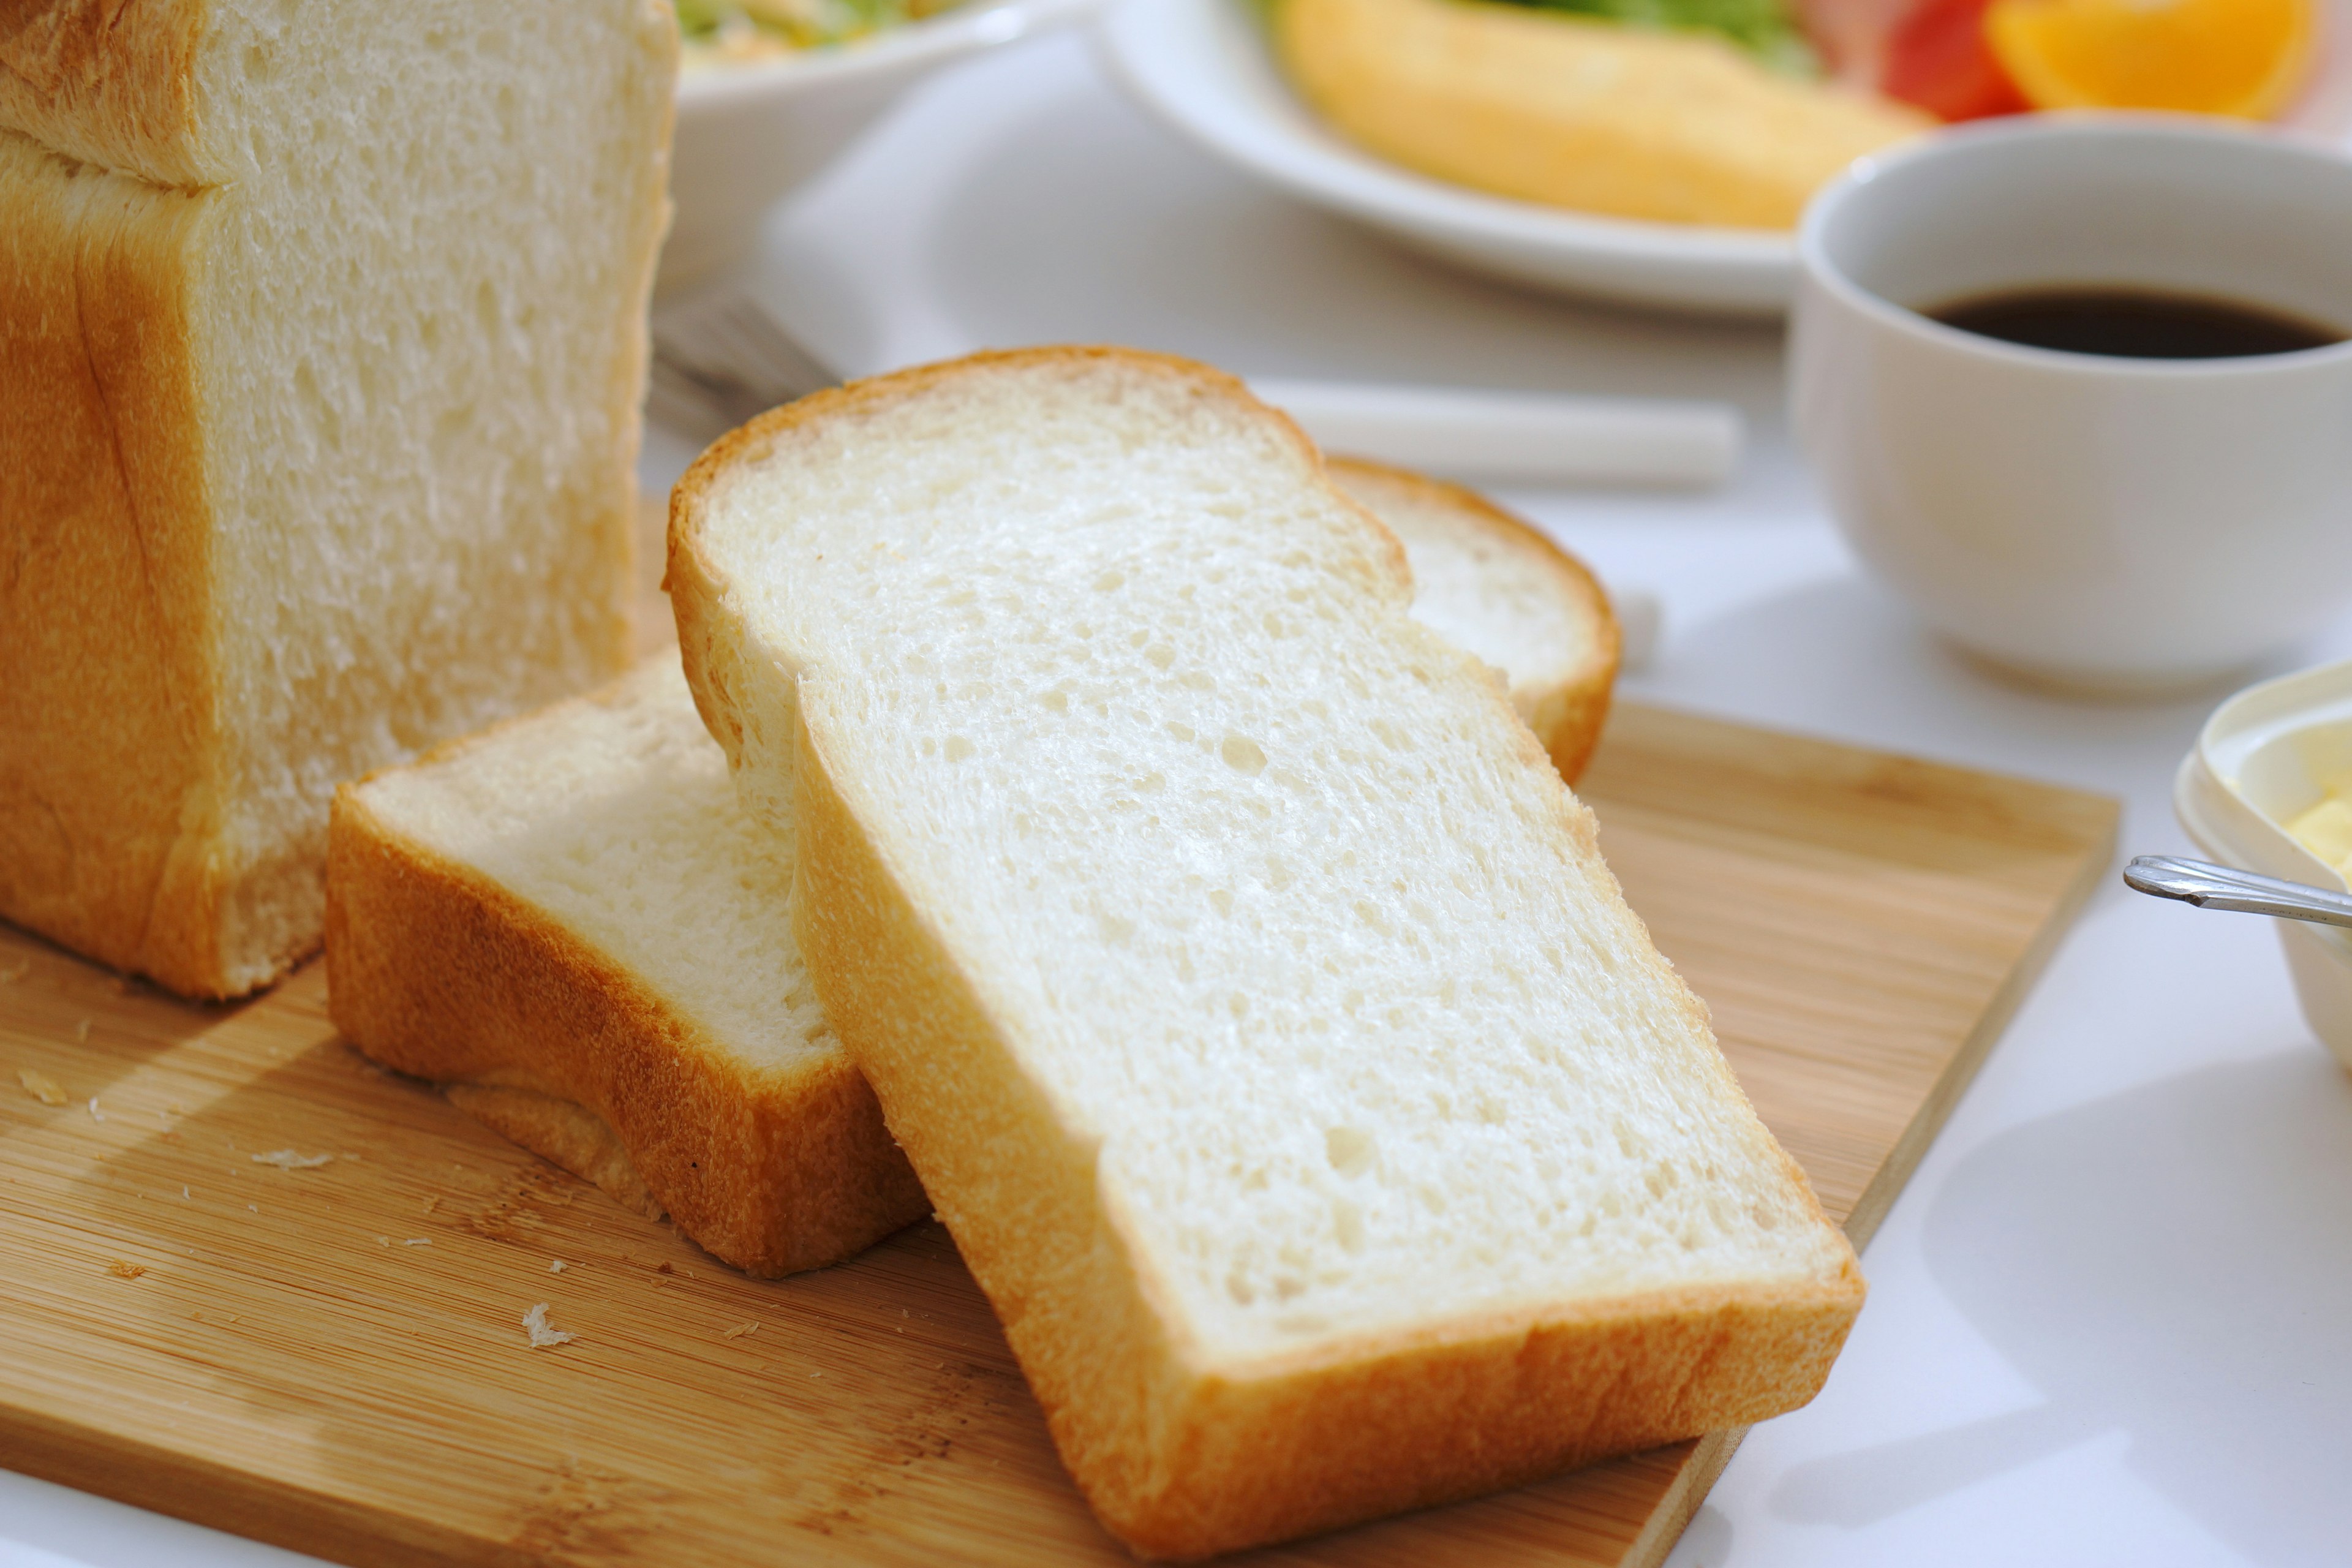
[2174,657,2352,1071]
[1098,0,2352,317]
[665,0,1096,293]
[1791,116,2352,695]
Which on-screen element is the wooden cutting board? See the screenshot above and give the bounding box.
[0,687,2116,1568]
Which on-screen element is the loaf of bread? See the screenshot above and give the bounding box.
[328,467,1618,1276]
[669,347,1864,1558]
[0,0,676,998]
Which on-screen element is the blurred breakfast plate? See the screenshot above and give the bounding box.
[1096,0,2352,317]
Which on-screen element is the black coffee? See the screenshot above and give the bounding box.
[1926,286,2346,360]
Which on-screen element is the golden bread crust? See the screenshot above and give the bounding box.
[325,777,928,1278]
[0,128,233,995]
[668,347,1863,1558]
[0,0,207,186]
[1326,455,1623,785]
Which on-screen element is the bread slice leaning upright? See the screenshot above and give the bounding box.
[324,470,1613,1278]
[669,348,1864,1559]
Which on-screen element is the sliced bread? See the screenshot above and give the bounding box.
[668,347,1864,1558]
[326,469,1619,1276]
[326,657,928,1279]
[0,0,674,997]
[1328,456,1618,783]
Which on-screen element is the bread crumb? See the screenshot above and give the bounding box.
[375,1236,391,1246]
[17,1070,66,1107]
[168,1102,187,1115]
[74,1019,91,1042]
[0,960,28,984]
[523,1302,575,1348]
[247,1204,258,1213]
[181,1186,190,1200]
[548,1259,567,1273]
[655,1261,674,1275]
[107,1260,146,1280]
[88,1097,104,1123]
[724,1321,759,1339]
[398,1237,431,1246]
[252,1150,333,1170]
[423,1195,439,1213]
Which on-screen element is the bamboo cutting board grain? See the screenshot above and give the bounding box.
[0,538,2119,1567]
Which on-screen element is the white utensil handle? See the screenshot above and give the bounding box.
[1248,378,1741,490]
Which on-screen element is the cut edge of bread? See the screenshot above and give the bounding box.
[666,347,1862,1558]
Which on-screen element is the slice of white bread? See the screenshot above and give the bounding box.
[326,657,929,1278]
[668,348,1864,1558]
[325,472,1616,1276]
[1328,456,1618,783]
[0,1,675,998]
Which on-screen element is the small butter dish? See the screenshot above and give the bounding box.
[2174,657,2352,1070]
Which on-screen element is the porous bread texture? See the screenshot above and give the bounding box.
[326,472,1613,1277]
[326,658,927,1278]
[1329,456,1619,784]
[669,347,1865,1558]
[0,0,674,998]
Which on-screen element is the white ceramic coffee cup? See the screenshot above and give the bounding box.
[1791,117,2352,695]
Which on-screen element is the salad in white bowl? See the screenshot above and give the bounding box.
[663,0,1096,291]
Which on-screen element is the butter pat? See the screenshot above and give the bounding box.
[1275,0,1929,229]
[2286,786,2352,881]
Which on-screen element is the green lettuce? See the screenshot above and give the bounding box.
[1486,0,1820,74]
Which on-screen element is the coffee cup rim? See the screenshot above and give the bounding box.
[1797,113,2352,378]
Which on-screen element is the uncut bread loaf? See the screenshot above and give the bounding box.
[325,474,1618,1276]
[668,348,1864,1558]
[326,658,929,1278]
[0,0,674,998]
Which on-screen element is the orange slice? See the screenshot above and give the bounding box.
[1985,0,2317,118]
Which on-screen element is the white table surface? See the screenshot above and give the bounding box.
[12,28,2352,1568]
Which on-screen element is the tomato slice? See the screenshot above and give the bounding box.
[1882,0,2034,119]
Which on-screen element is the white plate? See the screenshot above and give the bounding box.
[1096,0,1798,315]
[1097,0,2352,317]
